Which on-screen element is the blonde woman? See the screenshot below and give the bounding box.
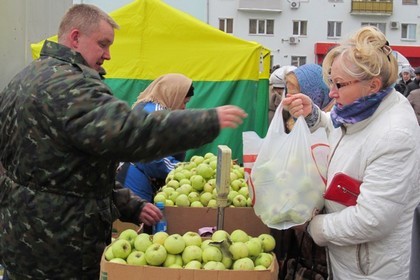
[283,26,420,279]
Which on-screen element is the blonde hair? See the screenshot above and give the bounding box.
[58,4,119,41]
[322,26,398,89]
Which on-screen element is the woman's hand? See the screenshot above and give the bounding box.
[282,93,313,118]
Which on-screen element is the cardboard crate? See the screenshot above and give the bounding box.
[100,251,279,280]
[165,206,269,236]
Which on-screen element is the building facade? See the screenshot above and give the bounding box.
[206,0,420,69]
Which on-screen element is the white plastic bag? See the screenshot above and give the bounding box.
[250,102,329,230]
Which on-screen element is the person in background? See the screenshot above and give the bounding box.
[284,63,334,131]
[117,73,194,204]
[404,66,420,97]
[407,88,420,125]
[394,66,413,96]
[283,26,420,279]
[268,65,296,125]
[275,63,333,280]
[0,4,247,279]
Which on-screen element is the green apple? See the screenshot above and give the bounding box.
[183,161,197,171]
[173,171,187,181]
[181,169,193,179]
[230,229,249,243]
[232,194,247,207]
[207,178,216,187]
[168,264,183,269]
[134,233,152,252]
[199,192,213,206]
[230,172,239,182]
[202,246,223,263]
[201,239,213,251]
[190,201,204,207]
[230,179,243,191]
[238,186,249,198]
[258,234,276,252]
[191,155,205,165]
[119,229,138,247]
[126,251,147,266]
[209,160,217,170]
[232,257,254,270]
[109,258,127,264]
[152,231,169,245]
[163,253,183,267]
[162,186,175,197]
[164,234,186,254]
[204,152,216,159]
[184,260,202,269]
[154,193,167,204]
[255,265,267,270]
[255,252,273,268]
[190,174,206,192]
[221,255,233,269]
[175,193,190,207]
[245,237,263,257]
[111,239,132,259]
[182,245,203,264]
[229,242,249,260]
[196,163,214,179]
[145,243,167,266]
[165,199,174,206]
[177,184,192,195]
[166,179,180,190]
[211,230,230,242]
[182,231,202,247]
[188,191,200,203]
[207,199,217,208]
[178,178,191,187]
[168,191,180,203]
[203,182,214,193]
[227,191,239,203]
[203,261,225,270]
[104,246,115,261]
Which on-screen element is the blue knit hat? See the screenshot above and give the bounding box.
[292,64,332,110]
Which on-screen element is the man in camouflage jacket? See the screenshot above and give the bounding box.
[0,4,246,279]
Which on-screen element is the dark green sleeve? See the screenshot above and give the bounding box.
[112,181,147,224]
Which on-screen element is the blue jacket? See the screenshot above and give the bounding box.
[116,102,184,202]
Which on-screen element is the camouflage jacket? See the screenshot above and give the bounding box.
[0,41,219,279]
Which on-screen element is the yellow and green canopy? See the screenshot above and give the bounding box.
[32,0,271,163]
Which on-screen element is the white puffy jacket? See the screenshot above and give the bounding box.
[308,90,420,280]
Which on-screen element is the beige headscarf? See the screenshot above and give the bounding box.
[132,73,193,110]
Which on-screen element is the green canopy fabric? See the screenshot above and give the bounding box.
[31,0,271,163]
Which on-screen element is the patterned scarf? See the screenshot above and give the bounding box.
[330,86,393,128]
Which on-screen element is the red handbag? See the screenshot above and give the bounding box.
[323,172,362,206]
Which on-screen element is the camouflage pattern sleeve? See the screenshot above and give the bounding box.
[112,181,147,224]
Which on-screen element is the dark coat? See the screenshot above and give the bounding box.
[0,41,220,279]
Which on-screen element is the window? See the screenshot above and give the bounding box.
[401,24,417,40]
[219,18,233,34]
[291,56,306,67]
[292,21,307,36]
[361,22,386,34]
[327,21,342,38]
[249,19,274,35]
[402,0,417,4]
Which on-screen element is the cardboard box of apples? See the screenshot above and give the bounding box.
[100,228,279,280]
[152,152,270,237]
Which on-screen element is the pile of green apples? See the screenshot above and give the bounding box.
[105,228,276,271]
[153,152,251,208]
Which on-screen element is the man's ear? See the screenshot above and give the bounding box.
[69,29,80,48]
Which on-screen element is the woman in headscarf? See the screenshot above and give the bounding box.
[116,74,194,218]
